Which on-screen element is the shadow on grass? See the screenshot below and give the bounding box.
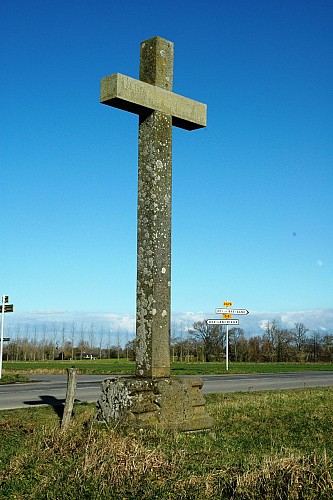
[23,396,80,421]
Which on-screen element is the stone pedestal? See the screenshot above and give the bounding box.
[97,376,215,431]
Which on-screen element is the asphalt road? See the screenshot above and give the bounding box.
[1,371,333,410]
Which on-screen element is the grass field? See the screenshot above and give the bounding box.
[3,359,333,376]
[0,374,30,385]
[1,387,333,498]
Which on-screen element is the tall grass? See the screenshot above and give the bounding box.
[1,387,333,498]
[2,359,136,375]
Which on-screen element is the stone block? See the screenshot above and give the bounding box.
[97,376,215,431]
[100,73,207,130]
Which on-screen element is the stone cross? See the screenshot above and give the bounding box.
[101,36,206,378]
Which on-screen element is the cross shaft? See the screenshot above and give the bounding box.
[101,36,207,378]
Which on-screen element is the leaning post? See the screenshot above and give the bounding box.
[61,367,77,430]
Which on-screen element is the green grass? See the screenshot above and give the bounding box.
[3,359,333,376]
[0,373,31,385]
[1,387,333,498]
[172,361,333,375]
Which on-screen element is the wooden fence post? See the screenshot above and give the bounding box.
[61,367,77,430]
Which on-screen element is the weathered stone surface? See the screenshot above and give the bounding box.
[96,376,215,431]
[136,109,172,378]
[101,36,208,380]
[99,36,214,430]
[135,37,174,378]
[100,73,207,130]
[140,36,174,90]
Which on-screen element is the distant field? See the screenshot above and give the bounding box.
[1,387,333,498]
[2,359,135,375]
[3,360,333,375]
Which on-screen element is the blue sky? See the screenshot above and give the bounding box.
[1,0,333,335]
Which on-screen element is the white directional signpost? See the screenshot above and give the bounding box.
[206,300,249,371]
[0,294,14,379]
[207,319,239,325]
[215,309,249,315]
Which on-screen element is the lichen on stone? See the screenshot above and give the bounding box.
[97,378,133,423]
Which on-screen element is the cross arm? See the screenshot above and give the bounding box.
[100,73,207,130]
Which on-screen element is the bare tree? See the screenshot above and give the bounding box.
[125,329,129,361]
[70,322,76,360]
[89,323,95,357]
[229,328,247,362]
[189,321,225,362]
[308,330,322,362]
[61,322,66,361]
[41,323,48,361]
[262,320,278,361]
[32,324,38,361]
[14,324,21,361]
[21,323,31,361]
[178,322,185,362]
[78,323,86,360]
[322,334,333,361]
[291,323,308,361]
[51,322,58,360]
[125,339,136,360]
[116,327,121,361]
[263,320,293,362]
[98,325,104,359]
[107,327,112,359]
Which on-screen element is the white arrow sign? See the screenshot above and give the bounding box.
[215,308,249,315]
[207,319,239,325]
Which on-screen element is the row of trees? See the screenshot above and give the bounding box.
[1,319,333,363]
[1,322,133,362]
[172,320,333,363]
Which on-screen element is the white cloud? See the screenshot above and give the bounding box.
[4,308,333,341]
[258,320,270,331]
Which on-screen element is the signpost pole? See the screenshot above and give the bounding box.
[0,295,5,379]
[226,324,229,371]
[207,301,249,373]
[222,300,233,372]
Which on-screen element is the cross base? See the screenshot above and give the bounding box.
[97,376,215,431]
